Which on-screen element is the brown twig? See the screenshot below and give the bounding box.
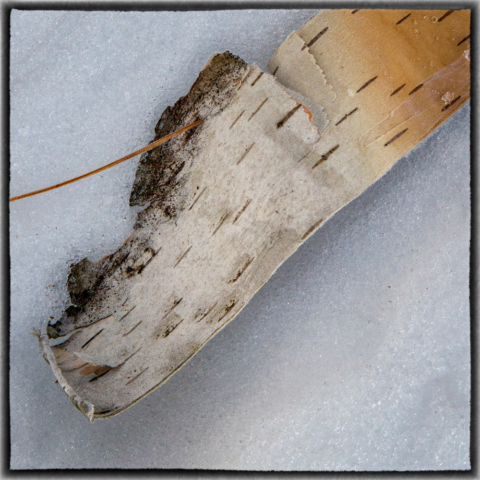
[9,119,203,203]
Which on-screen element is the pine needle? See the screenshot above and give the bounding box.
[9,120,203,203]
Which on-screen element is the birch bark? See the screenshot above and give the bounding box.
[40,9,470,421]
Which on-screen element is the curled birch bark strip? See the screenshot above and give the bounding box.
[40,9,470,421]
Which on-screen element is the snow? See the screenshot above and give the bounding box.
[10,9,470,470]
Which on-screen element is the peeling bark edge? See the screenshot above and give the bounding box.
[38,334,95,422]
[50,52,250,335]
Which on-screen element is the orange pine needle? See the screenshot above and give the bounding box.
[9,119,204,203]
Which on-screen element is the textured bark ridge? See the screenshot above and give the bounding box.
[40,10,470,421]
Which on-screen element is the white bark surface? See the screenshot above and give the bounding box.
[39,9,470,422]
